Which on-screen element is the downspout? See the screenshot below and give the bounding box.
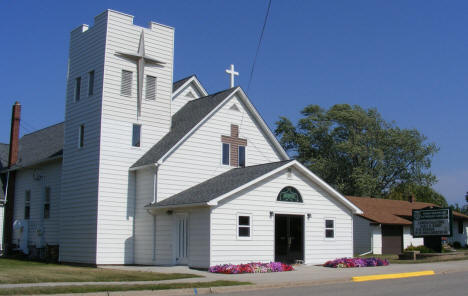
[151,164,158,262]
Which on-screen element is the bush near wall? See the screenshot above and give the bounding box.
[209,262,294,274]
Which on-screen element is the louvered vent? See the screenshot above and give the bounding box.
[146,75,156,100]
[121,70,133,96]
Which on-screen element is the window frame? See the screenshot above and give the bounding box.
[222,143,230,166]
[132,124,142,147]
[325,218,335,239]
[238,145,246,167]
[121,69,133,97]
[78,124,84,148]
[44,186,51,219]
[74,76,81,102]
[276,186,303,203]
[24,190,31,220]
[88,70,95,97]
[145,75,157,100]
[237,213,252,239]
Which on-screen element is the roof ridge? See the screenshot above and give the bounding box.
[21,121,64,138]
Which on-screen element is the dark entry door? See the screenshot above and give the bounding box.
[275,214,304,263]
[381,225,403,254]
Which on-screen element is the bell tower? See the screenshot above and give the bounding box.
[60,10,174,264]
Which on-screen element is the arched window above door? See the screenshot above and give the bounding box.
[277,186,303,203]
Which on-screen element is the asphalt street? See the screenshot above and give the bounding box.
[214,271,468,296]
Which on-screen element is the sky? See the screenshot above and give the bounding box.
[0,1,467,205]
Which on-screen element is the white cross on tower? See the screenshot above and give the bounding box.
[116,31,165,117]
[225,64,239,88]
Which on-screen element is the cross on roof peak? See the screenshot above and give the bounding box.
[225,64,239,88]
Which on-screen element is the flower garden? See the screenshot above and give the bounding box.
[323,257,389,268]
[208,262,294,274]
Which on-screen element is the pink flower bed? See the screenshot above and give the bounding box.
[323,257,389,268]
[208,262,294,274]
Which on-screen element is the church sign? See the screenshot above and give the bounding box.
[412,208,453,237]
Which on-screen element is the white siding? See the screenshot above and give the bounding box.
[371,225,382,254]
[158,94,283,202]
[353,215,372,255]
[60,11,108,264]
[95,10,175,264]
[210,168,353,266]
[171,83,203,116]
[0,205,4,251]
[448,221,468,247]
[402,225,424,249]
[12,161,61,247]
[188,208,210,268]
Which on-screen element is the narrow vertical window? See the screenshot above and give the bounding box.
[44,187,51,219]
[78,124,84,148]
[24,190,31,219]
[146,75,156,100]
[238,146,246,167]
[88,70,95,96]
[121,70,133,96]
[238,215,251,238]
[132,124,141,147]
[459,220,464,234]
[74,77,81,102]
[222,143,230,165]
[325,219,335,238]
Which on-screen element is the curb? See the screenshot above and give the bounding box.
[352,270,435,282]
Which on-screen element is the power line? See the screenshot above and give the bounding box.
[247,0,272,93]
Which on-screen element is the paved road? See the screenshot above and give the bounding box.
[214,271,468,296]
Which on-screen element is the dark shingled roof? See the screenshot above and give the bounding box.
[153,160,294,207]
[132,87,236,168]
[172,75,195,92]
[9,122,64,170]
[0,143,9,169]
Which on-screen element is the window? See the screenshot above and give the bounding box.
[238,215,251,238]
[325,219,334,238]
[277,186,303,202]
[222,143,230,165]
[146,75,156,100]
[78,124,84,148]
[121,70,133,96]
[132,124,141,147]
[238,146,245,167]
[74,77,81,102]
[459,220,464,234]
[24,190,31,219]
[88,70,95,96]
[44,187,51,219]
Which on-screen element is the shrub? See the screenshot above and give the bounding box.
[323,258,389,268]
[453,241,462,249]
[404,245,434,253]
[209,262,294,274]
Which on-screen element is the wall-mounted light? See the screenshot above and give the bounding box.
[269,211,274,218]
[307,213,312,220]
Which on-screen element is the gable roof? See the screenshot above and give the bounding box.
[172,75,207,97]
[172,75,194,92]
[132,88,236,168]
[154,160,294,207]
[9,122,64,170]
[345,196,468,225]
[149,160,362,215]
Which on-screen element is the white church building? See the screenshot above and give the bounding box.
[1,10,362,268]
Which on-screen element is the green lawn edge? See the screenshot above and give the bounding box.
[0,281,251,295]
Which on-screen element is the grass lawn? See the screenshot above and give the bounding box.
[0,281,251,295]
[0,258,201,284]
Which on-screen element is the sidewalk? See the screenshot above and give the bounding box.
[1,259,467,290]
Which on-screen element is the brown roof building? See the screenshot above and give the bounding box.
[345,196,468,255]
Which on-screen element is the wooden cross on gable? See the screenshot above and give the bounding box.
[221,124,247,167]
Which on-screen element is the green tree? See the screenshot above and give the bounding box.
[275,104,439,197]
[386,183,448,207]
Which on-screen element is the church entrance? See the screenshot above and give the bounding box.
[274,214,304,263]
